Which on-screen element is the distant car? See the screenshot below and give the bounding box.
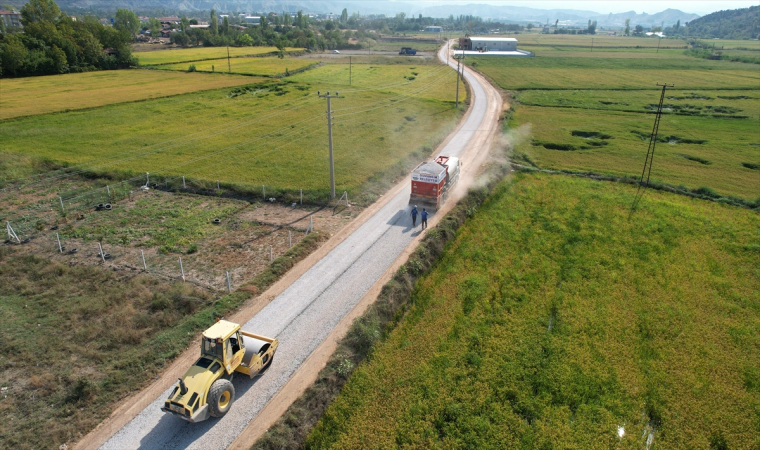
[332,50,340,54]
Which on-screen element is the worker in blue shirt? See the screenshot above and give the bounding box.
[421,208,429,229]
[410,205,418,226]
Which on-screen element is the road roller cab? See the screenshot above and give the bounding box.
[161,319,278,422]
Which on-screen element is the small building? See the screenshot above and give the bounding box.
[244,16,261,25]
[424,26,442,32]
[158,17,180,25]
[456,36,531,57]
[466,37,517,52]
[0,9,21,28]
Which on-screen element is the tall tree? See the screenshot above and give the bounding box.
[210,9,218,36]
[624,18,631,36]
[340,8,348,24]
[114,9,140,36]
[148,17,161,37]
[222,16,229,36]
[20,0,60,26]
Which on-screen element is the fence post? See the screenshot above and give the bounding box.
[262,185,266,200]
[183,176,186,189]
[226,271,232,293]
[300,189,303,205]
[289,230,292,248]
[98,242,105,263]
[107,185,111,199]
[270,245,273,262]
[59,197,65,213]
[179,257,185,281]
[56,233,62,253]
[141,250,147,271]
[217,180,220,193]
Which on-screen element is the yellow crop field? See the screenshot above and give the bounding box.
[517,34,689,48]
[134,46,303,66]
[309,173,760,449]
[290,62,463,102]
[157,57,317,77]
[0,64,462,195]
[0,70,263,120]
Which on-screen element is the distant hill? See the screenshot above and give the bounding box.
[681,5,759,39]
[416,5,698,27]
[30,0,699,28]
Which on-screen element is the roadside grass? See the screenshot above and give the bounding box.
[156,57,318,77]
[0,63,461,197]
[307,173,760,449]
[0,70,263,120]
[0,227,328,450]
[134,46,302,66]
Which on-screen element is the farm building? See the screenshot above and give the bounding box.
[425,26,443,32]
[459,37,517,51]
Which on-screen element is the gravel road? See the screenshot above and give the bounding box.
[99,43,496,450]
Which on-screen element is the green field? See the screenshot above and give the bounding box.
[308,173,760,449]
[0,70,262,120]
[157,56,317,77]
[134,46,303,66]
[468,50,760,200]
[369,40,442,52]
[0,63,463,198]
[518,34,689,48]
[469,56,760,89]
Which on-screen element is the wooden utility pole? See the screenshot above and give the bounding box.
[227,46,231,73]
[318,91,339,199]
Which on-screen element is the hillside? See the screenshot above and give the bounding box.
[682,5,760,39]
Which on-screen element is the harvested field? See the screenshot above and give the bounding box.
[134,46,303,66]
[0,70,263,120]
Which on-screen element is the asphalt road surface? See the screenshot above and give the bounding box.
[100,43,495,450]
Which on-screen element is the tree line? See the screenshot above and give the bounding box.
[0,0,136,77]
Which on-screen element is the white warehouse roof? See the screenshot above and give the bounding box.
[470,37,517,42]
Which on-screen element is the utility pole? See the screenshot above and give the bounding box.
[631,82,674,214]
[318,91,339,199]
[455,55,461,108]
[227,46,231,73]
[349,56,352,85]
[656,36,661,53]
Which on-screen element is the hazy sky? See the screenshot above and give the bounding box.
[410,1,759,16]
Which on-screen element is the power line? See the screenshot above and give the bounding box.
[630,82,674,215]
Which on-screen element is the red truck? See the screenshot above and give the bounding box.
[410,156,461,209]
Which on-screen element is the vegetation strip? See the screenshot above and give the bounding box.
[252,160,510,450]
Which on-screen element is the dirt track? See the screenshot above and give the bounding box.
[76,42,503,450]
